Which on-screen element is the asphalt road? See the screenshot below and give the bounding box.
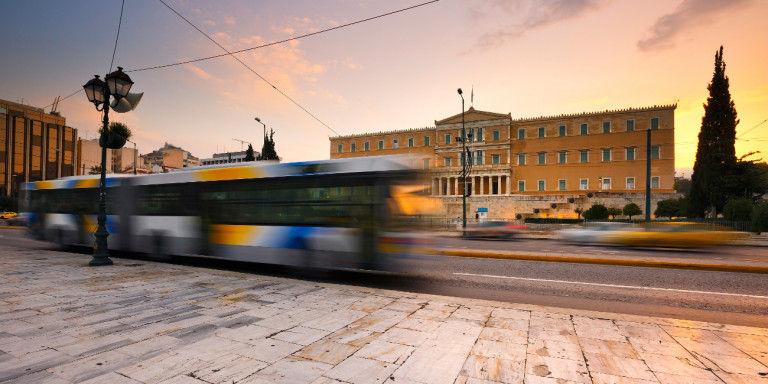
[2,227,766,327]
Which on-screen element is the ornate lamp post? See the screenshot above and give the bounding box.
[82,67,135,266]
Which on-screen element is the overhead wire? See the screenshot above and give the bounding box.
[109,0,126,73]
[157,0,345,136]
[129,0,439,73]
[43,0,440,124]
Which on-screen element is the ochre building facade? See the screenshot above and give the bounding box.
[330,104,677,220]
[1,99,78,197]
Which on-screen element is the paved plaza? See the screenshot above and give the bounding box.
[1,244,767,384]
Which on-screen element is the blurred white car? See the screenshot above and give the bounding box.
[559,222,633,243]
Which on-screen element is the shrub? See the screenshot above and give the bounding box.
[622,203,642,220]
[753,201,768,234]
[583,204,609,220]
[723,198,753,221]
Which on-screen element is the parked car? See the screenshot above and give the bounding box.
[463,221,528,239]
[0,211,18,219]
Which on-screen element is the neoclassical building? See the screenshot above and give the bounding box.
[330,104,677,219]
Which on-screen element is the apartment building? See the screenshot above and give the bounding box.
[0,99,78,196]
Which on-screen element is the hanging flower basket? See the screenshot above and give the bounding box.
[99,132,127,149]
[99,122,131,149]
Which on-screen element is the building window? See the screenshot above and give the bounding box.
[423,158,430,169]
[493,130,500,141]
[445,134,451,145]
[518,128,525,140]
[602,149,611,162]
[626,177,635,189]
[580,123,588,135]
[538,152,546,165]
[444,157,452,167]
[475,127,484,142]
[518,180,525,192]
[424,136,430,146]
[651,176,660,189]
[558,151,566,164]
[603,121,611,133]
[351,143,356,152]
[651,146,660,159]
[492,154,500,164]
[393,139,398,149]
[378,140,384,150]
[364,141,369,151]
[337,144,342,153]
[626,119,635,132]
[408,137,414,148]
[651,117,659,130]
[475,151,484,165]
[538,180,545,191]
[580,150,588,163]
[626,147,635,161]
[580,178,588,190]
[538,126,545,138]
[517,154,526,166]
[601,178,611,190]
[559,125,566,137]
[558,179,566,191]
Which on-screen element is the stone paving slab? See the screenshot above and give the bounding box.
[1,245,767,384]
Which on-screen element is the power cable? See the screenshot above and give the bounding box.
[158,0,349,136]
[109,0,126,73]
[736,118,768,139]
[129,0,439,73]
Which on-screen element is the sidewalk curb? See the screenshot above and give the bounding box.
[435,249,768,274]
[0,226,26,230]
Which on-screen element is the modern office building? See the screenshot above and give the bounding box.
[330,104,677,219]
[200,150,259,166]
[1,99,78,196]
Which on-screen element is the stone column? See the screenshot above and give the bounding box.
[479,175,484,196]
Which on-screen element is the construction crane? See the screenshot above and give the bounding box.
[232,138,252,151]
[50,96,61,116]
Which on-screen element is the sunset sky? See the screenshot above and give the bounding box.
[1,0,766,173]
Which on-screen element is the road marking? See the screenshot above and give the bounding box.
[454,272,768,299]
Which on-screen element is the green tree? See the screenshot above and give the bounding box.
[583,204,609,220]
[574,207,584,220]
[723,198,753,221]
[244,143,256,161]
[258,128,279,161]
[654,198,681,219]
[622,203,642,220]
[89,165,103,175]
[607,207,622,219]
[689,46,739,217]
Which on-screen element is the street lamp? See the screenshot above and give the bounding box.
[127,139,138,175]
[255,117,266,146]
[457,88,470,236]
[82,67,136,266]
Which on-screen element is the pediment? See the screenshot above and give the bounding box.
[435,107,511,126]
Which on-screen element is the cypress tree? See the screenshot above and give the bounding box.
[689,46,739,217]
[244,144,256,161]
[258,128,279,161]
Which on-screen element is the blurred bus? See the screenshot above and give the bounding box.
[19,156,437,271]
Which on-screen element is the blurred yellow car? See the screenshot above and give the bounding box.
[602,222,743,248]
[0,211,18,219]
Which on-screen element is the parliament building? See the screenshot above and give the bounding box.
[330,104,677,220]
